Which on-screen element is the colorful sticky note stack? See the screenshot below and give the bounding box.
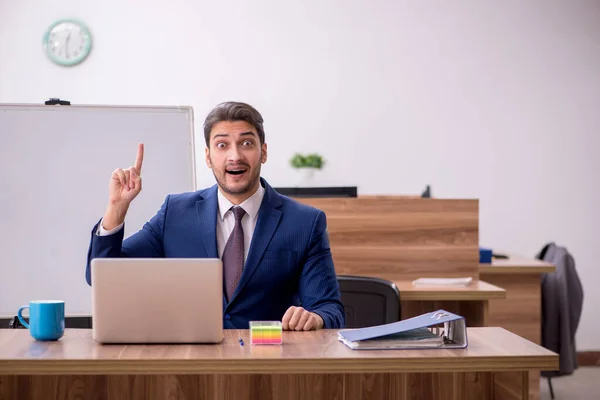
[249,321,283,345]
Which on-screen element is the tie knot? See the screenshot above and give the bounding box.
[231,206,246,222]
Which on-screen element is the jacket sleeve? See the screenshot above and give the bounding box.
[85,196,170,286]
[298,210,345,329]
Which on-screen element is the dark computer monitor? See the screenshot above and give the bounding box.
[273,186,357,198]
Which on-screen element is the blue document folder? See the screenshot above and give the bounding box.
[337,310,468,350]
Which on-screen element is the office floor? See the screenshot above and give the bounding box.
[539,368,600,399]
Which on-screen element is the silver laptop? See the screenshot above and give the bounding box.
[91,258,223,344]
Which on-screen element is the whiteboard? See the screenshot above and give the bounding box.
[0,104,196,316]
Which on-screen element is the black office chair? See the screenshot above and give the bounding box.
[537,242,584,400]
[337,275,401,328]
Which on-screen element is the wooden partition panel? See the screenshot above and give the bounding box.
[297,197,480,281]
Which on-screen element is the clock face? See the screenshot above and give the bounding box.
[43,19,92,66]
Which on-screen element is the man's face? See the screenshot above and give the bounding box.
[205,120,267,198]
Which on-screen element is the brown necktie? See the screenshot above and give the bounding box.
[223,206,246,301]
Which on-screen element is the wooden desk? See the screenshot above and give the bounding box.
[480,258,554,347]
[479,257,555,275]
[395,280,506,327]
[479,257,556,400]
[0,328,557,400]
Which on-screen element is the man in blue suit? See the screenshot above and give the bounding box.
[86,101,344,330]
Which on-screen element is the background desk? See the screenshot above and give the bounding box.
[0,281,505,330]
[480,257,556,400]
[395,280,505,327]
[480,258,555,347]
[0,328,557,400]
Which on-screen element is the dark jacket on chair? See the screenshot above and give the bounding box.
[537,242,584,377]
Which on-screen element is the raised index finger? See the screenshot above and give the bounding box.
[134,143,144,174]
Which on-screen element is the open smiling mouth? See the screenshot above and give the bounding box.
[226,168,248,176]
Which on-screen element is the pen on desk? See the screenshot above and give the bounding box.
[238,338,244,346]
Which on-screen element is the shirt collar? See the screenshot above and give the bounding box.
[217,182,265,221]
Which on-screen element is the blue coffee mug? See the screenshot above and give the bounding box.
[17,300,65,341]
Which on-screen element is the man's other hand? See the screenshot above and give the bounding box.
[282,306,324,331]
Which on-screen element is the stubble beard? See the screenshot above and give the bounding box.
[212,161,262,196]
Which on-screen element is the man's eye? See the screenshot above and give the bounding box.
[216,143,226,149]
[242,140,253,146]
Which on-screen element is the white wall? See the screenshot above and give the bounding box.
[1,0,599,349]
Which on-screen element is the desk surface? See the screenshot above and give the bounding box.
[0,328,557,375]
[479,257,555,274]
[395,280,506,301]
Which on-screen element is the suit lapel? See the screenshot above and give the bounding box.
[228,181,282,305]
[195,186,227,306]
[195,186,219,258]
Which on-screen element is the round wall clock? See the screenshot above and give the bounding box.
[43,19,93,66]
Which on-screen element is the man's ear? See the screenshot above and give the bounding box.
[205,147,212,168]
[261,143,268,164]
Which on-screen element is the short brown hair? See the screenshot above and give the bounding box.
[203,102,265,146]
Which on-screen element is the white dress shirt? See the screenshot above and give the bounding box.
[215,184,264,262]
[97,184,265,264]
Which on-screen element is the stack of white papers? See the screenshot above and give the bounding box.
[338,327,444,350]
[412,277,473,287]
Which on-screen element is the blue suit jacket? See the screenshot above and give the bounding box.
[85,178,345,329]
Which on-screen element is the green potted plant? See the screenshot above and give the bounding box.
[289,153,325,186]
[289,153,325,169]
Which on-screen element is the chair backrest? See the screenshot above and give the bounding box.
[337,275,401,328]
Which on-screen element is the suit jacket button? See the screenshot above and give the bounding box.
[224,314,231,320]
